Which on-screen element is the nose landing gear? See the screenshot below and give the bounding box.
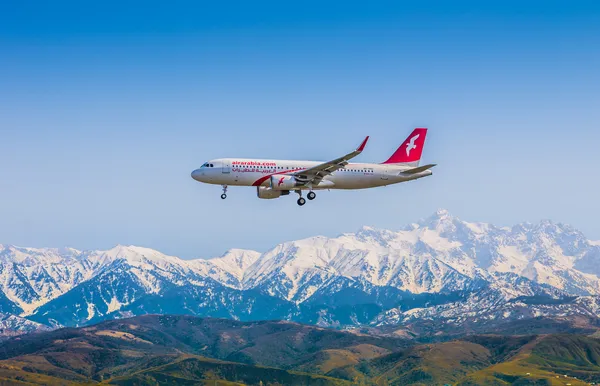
[221,185,228,199]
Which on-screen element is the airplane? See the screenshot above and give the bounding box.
[191,128,435,206]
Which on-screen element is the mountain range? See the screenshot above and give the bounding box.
[1,209,600,336]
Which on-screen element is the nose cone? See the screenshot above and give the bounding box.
[191,169,204,181]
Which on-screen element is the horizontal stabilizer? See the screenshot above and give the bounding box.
[401,164,437,174]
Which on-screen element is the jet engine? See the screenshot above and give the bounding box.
[257,186,286,199]
[270,175,299,190]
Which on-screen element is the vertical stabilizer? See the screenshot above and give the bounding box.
[382,128,428,166]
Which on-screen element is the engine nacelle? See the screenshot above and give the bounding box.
[257,186,283,199]
[270,175,299,190]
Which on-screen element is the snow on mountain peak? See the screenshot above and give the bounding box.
[417,209,461,230]
[2,210,600,325]
[207,249,261,282]
[435,208,450,217]
[218,248,261,266]
[87,245,185,268]
[354,226,397,246]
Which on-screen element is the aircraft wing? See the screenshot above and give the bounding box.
[292,136,369,186]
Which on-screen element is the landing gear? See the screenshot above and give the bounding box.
[307,191,316,200]
[221,194,227,199]
[221,185,228,199]
[296,190,306,206]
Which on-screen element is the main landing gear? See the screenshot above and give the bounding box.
[296,190,305,206]
[296,191,316,206]
[221,185,228,199]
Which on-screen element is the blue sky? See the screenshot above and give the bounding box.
[1,1,599,258]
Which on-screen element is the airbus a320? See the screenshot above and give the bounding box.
[191,128,435,206]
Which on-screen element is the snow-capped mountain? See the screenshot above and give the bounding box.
[240,209,600,301]
[1,209,600,335]
[0,312,50,338]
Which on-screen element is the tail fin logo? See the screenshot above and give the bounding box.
[381,127,428,165]
[406,134,420,156]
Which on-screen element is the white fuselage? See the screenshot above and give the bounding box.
[191,158,432,190]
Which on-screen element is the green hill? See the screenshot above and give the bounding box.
[1,315,600,385]
[110,355,351,386]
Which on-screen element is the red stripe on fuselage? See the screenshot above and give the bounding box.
[251,168,305,186]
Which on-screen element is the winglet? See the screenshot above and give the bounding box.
[357,136,369,152]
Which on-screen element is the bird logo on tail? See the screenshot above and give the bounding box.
[405,134,420,156]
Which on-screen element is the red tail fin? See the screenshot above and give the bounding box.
[382,128,428,165]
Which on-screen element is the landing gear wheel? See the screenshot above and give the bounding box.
[307,191,316,200]
[220,185,228,200]
[297,197,306,206]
